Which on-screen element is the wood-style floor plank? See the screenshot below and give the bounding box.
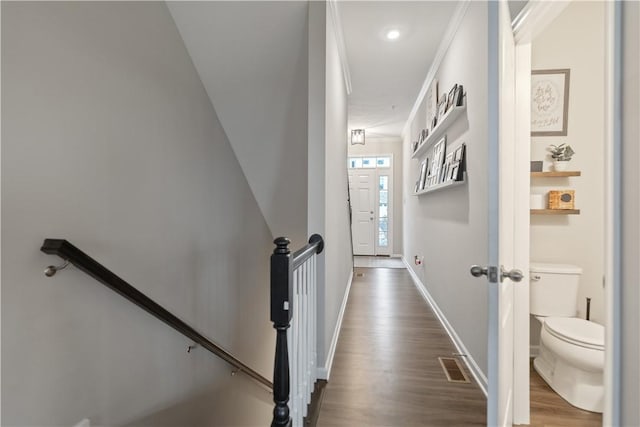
[316,267,486,426]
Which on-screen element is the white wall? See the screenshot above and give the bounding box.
[167,2,310,247]
[2,2,273,425]
[621,2,640,425]
[403,3,490,377]
[530,2,606,336]
[348,137,404,255]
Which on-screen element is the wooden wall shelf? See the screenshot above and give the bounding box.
[411,101,467,160]
[531,171,581,177]
[531,209,580,215]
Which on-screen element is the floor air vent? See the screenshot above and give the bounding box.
[356,273,364,277]
[438,357,470,383]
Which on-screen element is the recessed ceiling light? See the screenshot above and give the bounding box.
[386,29,400,40]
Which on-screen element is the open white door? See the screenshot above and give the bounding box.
[472,2,524,426]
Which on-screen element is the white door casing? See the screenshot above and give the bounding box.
[348,154,394,256]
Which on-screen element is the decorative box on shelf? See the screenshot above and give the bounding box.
[548,190,575,210]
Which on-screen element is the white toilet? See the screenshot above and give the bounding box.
[530,262,604,413]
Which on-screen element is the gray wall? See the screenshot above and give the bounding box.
[2,2,273,425]
[621,2,640,425]
[167,1,310,247]
[529,0,606,344]
[322,1,353,374]
[402,2,490,376]
[307,1,353,375]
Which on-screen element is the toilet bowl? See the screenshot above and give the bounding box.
[534,316,604,412]
[530,263,604,413]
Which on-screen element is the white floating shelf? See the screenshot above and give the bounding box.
[414,173,467,196]
[411,101,467,160]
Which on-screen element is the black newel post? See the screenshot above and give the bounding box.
[271,237,293,427]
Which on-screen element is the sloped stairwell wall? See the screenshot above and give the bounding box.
[2,2,274,425]
[167,1,310,248]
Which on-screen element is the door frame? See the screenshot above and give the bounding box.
[347,153,394,256]
[509,1,620,425]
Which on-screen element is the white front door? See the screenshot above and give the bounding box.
[350,170,375,255]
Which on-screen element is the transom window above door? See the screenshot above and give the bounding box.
[348,156,391,169]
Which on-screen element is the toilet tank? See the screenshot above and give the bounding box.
[530,263,582,317]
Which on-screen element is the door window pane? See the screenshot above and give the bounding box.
[379,190,388,205]
[378,175,389,248]
[362,157,376,168]
[349,157,362,169]
[376,157,391,168]
[379,176,389,190]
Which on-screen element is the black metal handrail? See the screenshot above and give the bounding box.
[291,234,324,270]
[40,239,272,390]
[270,234,324,427]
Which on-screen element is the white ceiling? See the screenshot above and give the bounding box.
[338,1,459,139]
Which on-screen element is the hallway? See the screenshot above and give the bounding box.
[316,267,486,426]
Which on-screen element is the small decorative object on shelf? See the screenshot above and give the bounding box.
[548,189,575,210]
[530,161,543,172]
[548,143,575,172]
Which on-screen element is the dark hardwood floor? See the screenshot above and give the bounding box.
[316,267,487,426]
[314,266,603,426]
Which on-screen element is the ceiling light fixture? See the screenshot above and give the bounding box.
[386,29,400,40]
[351,129,365,145]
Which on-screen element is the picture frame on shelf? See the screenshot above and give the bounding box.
[449,164,459,181]
[454,84,464,107]
[531,69,570,136]
[428,136,447,187]
[437,95,448,121]
[442,152,454,183]
[446,84,458,113]
[427,79,439,131]
[453,144,465,162]
[418,159,428,191]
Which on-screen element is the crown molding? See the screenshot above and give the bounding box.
[401,0,470,139]
[328,0,353,95]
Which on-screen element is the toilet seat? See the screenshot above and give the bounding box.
[543,317,604,351]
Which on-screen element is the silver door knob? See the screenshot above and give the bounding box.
[470,265,488,277]
[501,266,523,282]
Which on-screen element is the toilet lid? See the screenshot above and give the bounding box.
[544,317,604,350]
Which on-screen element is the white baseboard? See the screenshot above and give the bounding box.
[391,253,403,258]
[402,257,488,396]
[316,269,353,380]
